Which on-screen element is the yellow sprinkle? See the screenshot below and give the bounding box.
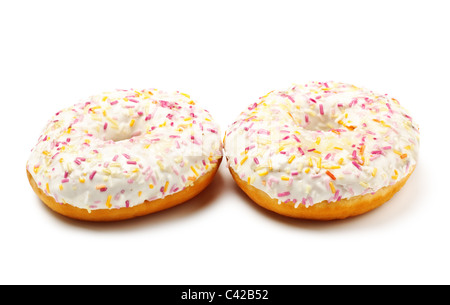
[205,118,211,122]
[277,146,286,153]
[281,176,290,181]
[338,158,344,165]
[157,160,165,170]
[334,147,343,150]
[103,110,107,117]
[316,137,321,145]
[33,166,40,174]
[191,166,199,177]
[132,168,139,173]
[360,181,369,188]
[138,191,142,197]
[59,184,63,191]
[46,183,50,193]
[314,150,322,154]
[317,158,322,168]
[308,157,313,167]
[258,169,269,176]
[321,165,341,169]
[149,184,154,189]
[79,178,85,183]
[268,159,273,171]
[240,156,249,165]
[288,155,296,164]
[84,139,90,144]
[180,93,190,99]
[404,145,412,150]
[144,144,151,149]
[304,168,310,173]
[329,181,336,194]
[164,181,169,193]
[393,150,402,156]
[205,164,209,170]
[372,168,377,177]
[95,185,106,190]
[392,169,399,180]
[102,96,108,101]
[42,151,50,156]
[106,195,112,208]
[130,119,135,127]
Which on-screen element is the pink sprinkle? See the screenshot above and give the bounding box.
[122,153,131,159]
[371,150,382,154]
[352,161,362,170]
[125,200,130,208]
[257,129,270,135]
[278,192,290,197]
[309,98,317,103]
[112,155,119,161]
[282,135,290,140]
[89,171,97,180]
[382,146,392,150]
[298,147,305,155]
[305,114,309,123]
[307,148,315,152]
[325,153,331,160]
[104,122,108,130]
[64,171,69,178]
[145,114,152,121]
[319,104,324,115]
[110,100,118,105]
[127,179,134,184]
[254,158,259,164]
[127,161,137,165]
[74,159,81,165]
[291,171,298,176]
[281,93,295,103]
[61,178,69,183]
[129,98,139,103]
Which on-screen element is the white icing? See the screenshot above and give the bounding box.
[27,89,223,210]
[224,81,419,206]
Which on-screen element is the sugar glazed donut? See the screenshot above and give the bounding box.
[224,82,419,220]
[27,89,223,221]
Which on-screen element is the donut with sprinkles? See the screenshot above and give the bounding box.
[27,89,223,221]
[224,81,419,220]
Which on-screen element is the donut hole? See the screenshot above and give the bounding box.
[294,110,342,132]
[103,127,143,142]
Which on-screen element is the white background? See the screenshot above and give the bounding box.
[1,0,449,285]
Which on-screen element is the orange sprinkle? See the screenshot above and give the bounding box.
[400,154,407,159]
[187,176,196,181]
[360,145,365,155]
[326,170,336,180]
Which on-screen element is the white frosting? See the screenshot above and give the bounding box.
[27,89,223,210]
[224,81,419,207]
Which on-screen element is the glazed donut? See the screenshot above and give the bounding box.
[27,89,223,221]
[224,81,419,220]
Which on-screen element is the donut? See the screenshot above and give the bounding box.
[27,89,223,221]
[224,81,419,220]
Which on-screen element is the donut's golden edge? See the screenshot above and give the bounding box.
[27,157,222,222]
[229,165,415,220]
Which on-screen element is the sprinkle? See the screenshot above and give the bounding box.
[254,157,260,165]
[258,170,269,176]
[127,161,137,165]
[305,168,310,173]
[61,178,69,183]
[240,156,249,165]
[372,168,377,177]
[329,181,336,194]
[164,181,169,193]
[106,195,112,208]
[319,104,324,115]
[352,161,362,170]
[400,154,407,159]
[46,183,50,193]
[281,176,290,181]
[149,184,154,189]
[122,153,131,159]
[278,192,290,197]
[288,155,296,164]
[89,171,97,180]
[79,178,85,183]
[326,170,336,180]
[59,184,63,190]
[191,166,199,177]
